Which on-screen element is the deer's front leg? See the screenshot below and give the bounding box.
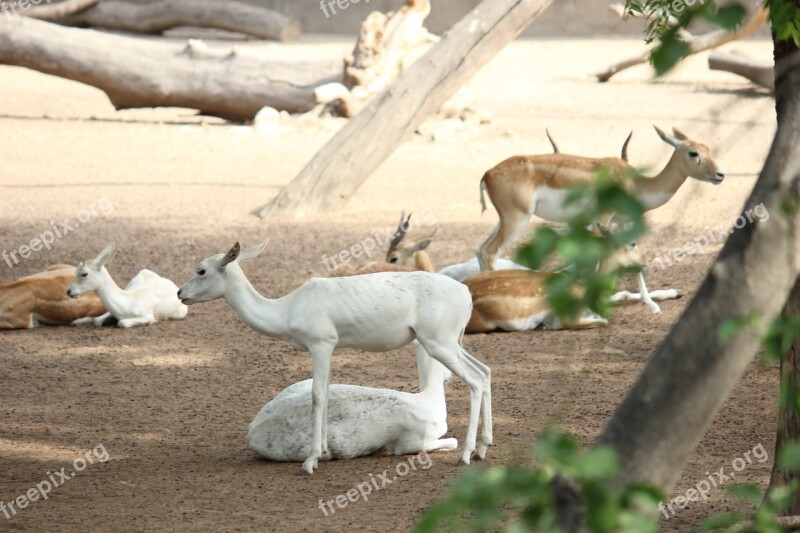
[302,344,333,475]
[636,271,661,314]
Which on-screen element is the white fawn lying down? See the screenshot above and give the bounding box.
[0,265,105,329]
[68,243,187,328]
[476,126,723,313]
[178,241,491,474]
[247,342,456,461]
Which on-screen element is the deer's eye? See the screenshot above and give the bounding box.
[81,272,88,278]
[688,149,699,158]
[198,269,206,276]
[388,257,398,264]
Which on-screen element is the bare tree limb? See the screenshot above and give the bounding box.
[23,0,100,20]
[0,16,338,120]
[58,0,300,41]
[709,50,774,89]
[596,5,768,82]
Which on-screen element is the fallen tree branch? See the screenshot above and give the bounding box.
[23,0,100,20]
[59,0,300,41]
[253,0,554,219]
[596,5,768,82]
[0,16,338,120]
[709,50,774,89]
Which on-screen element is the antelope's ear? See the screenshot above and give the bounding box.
[219,242,241,270]
[95,243,118,266]
[672,127,689,141]
[411,239,433,252]
[238,240,269,263]
[653,125,680,148]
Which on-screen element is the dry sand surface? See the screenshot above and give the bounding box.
[0,34,779,532]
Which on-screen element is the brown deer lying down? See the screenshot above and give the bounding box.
[0,265,106,329]
[463,244,680,333]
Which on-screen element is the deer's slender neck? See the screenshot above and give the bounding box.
[414,251,436,273]
[223,265,288,340]
[94,267,130,316]
[633,151,689,206]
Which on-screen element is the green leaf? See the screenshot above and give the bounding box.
[652,34,690,76]
[727,483,763,506]
[702,4,747,30]
[778,441,800,471]
[701,511,744,531]
[576,447,620,480]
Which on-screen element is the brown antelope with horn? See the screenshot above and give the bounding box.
[331,213,528,280]
[476,126,724,313]
[0,265,106,329]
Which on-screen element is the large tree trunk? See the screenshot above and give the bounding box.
[595,30,800,492]
[57,0,300,42]
[253,0,554,219]
[767,279,800,513]
[0,16,339,121]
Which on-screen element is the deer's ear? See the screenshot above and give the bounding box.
[653,125,680,148]
[412,239,433,252]
[238,240,269,263]
[219,242,240,270]
[672,127,689,141]
[95,243,118,266]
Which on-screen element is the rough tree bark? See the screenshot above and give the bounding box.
[340,0,438,116]
[595,42,800,494]
[254,0,555,219]
[767,280,800,513]
[596,5,768,82]
[0,16,339,120]
[765,12,800,517]
[57,0,300,42]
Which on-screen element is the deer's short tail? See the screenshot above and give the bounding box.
[479,175,489,214]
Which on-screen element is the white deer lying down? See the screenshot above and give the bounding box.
[177,241,491,474]
[68,243,188,328]
[0,265,106,329]
[247,343,457,461]
[331,213,527,280]
[477,126,724,313]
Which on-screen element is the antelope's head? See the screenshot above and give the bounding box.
[654,126,725,185]
[385,212,436,266]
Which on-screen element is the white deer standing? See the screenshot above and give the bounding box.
[68,243,188,328]
[476,126,725,313]
[247,342,457,461]
[177,241,491,474]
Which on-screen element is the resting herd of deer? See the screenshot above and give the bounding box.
[1,126,724,474]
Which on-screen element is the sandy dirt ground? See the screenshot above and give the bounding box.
[0,34,780,532]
